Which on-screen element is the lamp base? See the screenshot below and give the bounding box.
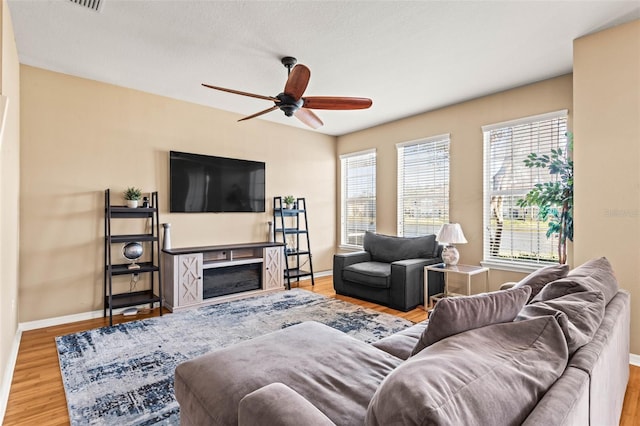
[442,246,460,266]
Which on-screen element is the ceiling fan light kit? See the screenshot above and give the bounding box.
[202,57,373,129]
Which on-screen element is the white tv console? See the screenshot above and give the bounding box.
[161,242,285,312]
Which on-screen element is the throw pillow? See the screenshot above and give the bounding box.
[567,256,618,304]
[367,317,568,426]
[513,263,570,302]
[410,286,531,356]
[516,289,605,355]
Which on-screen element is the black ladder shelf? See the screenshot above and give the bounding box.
[104,189,163,325]
[273,197,315,290]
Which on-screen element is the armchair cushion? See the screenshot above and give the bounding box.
[363,232,437,263]
[343,262,391,289]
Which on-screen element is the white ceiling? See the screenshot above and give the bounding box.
[7,0,640,136]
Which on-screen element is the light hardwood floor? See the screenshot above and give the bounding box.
[4,275,640,425]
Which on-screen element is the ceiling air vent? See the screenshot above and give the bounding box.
[69,0,103,12]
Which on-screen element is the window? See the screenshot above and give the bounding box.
[340,149,376,247]
[483,110,568,269]
[397,134,450,237]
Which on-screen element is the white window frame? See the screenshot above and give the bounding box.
[482,110,568,272]
[340,149,376,249]
[396,134,450,237]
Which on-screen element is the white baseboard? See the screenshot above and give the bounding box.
[0,328,22,424]
[18,304,161,332]
[314,269,332,278]
[16,271,333,331]
[630,353,640,367]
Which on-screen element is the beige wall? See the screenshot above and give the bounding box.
[336,75,574,288]
[573,20,640,354]
[19,65,336,322]
[0,0,20,398]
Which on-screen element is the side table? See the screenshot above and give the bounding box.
[424,264,490,310]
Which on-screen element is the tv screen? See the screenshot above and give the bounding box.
[170,151,265,213]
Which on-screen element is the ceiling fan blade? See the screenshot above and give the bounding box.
[202,83,278,102]
[283,64,311,100]
[302,96,372,110]
[294,107,323,129]
[238,106,279,122]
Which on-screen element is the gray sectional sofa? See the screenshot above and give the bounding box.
[174,257,630,425]
[333,232,444,311]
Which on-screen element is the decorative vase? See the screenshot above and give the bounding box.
[127,199,139,208]
[162,223,172,250]
[267,221,274,243]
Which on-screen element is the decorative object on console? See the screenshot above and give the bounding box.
[123,186,142,208]
[436,223,467,265]
[267,221,274,243]
[123,242,143,270]
[162,223,171,250]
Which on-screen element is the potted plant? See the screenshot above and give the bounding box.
[517,132,574,264]
[283,195,295,209]
[124,187,143,208]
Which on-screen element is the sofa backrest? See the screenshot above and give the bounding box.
[363,232,438,263]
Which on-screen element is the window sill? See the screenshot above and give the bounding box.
[480,259,556,274]
[338,244,363,252]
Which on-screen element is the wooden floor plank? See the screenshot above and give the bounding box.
[3,275,637,425]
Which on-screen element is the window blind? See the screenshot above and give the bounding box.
[483,110,568,266]
[397,134,450,237]
[340,149,376,247]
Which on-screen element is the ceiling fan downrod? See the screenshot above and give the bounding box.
[281,56,297,76]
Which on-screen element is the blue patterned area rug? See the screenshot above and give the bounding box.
[55,289,411,425]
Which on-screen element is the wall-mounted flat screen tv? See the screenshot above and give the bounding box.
[170,151,265,213]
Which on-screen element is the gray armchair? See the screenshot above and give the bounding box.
[333,232,444,311]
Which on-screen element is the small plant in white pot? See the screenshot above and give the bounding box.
[283,195,295,209]
[124,187,142,208]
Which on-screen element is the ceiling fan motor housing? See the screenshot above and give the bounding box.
[276,92,303,116]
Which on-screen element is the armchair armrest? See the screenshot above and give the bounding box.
[390,258,443,311]
[333,251,371,266]
[333,251,371,293]
[238,382,336,426]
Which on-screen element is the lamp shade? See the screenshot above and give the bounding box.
[436,223,467,245]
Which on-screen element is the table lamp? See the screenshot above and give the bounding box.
[436,223,467,266]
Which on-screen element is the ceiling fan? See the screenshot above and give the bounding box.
[202,57,373,129]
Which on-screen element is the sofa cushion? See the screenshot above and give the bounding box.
[411,286,531,355]
[342,261,391,288]
[174,321,401,426]
[567,256,618,304]
[516,289,605,356]
[363,232,437,263]
[239,383,336,426]
[366,316,569,426]
[513,263,570,302]
[372,321,428,360]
